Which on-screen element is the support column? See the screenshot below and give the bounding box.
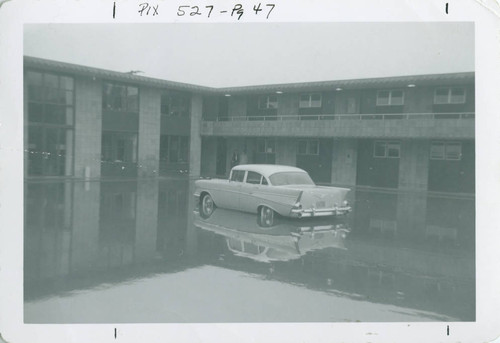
[331,139,358,187]
[189,94,203,179]
[398,140,429,190]
[138,88,161,177]
[74,76,102,178]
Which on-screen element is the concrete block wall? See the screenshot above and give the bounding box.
[331,139,358,187]
[138,88,161,177]
[74,76,102,178]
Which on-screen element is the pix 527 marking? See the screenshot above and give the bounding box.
[177,3,275,20]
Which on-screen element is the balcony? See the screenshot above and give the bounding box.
[200,113,475,139]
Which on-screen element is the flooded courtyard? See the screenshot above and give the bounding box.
[23,178,475,323]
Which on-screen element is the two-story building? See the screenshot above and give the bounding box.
[24,56,474,194]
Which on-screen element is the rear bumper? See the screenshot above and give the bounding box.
[290,206,352,218]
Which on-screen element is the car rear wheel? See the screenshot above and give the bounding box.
[200,193,215,218]
[259,206,275,227]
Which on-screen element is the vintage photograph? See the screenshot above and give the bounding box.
[22,22,475,323]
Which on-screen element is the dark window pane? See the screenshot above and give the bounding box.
[445,143,461,160]
[308,140,319,155]
[391,91,404,105]
[45,104,66,124]
[298,141,307,154]
[430,143,445,159]
[28,85,43,102]
[26,71,43,86]
[127,87,139,112]
[257,140,265,153]
[266,139,275,153]
[246,171,262,184]
[387,143,400,158]
[44,74,58,88]
[65,91,73,105]
[60,76,74,90]
[28,102,44,123]
[374,142,386,157]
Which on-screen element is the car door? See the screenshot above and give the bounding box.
[239,171,264,213]
[222,169,245,210]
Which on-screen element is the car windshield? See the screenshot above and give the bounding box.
[269,172,314,186]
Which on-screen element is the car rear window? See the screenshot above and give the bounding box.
[269,172,314,186]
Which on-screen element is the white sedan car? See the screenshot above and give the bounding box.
[194,164,351,224]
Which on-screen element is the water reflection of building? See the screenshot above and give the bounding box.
[24,178,190,299]
[24,56,474,195]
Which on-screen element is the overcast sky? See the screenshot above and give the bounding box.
[24,23,474,87]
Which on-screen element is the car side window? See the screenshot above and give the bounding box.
[246,171,262,184]
[261,177,268,185]
[230,170,245,182]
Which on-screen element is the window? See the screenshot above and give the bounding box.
[430,142,462,160]
[103,83,139,112]
[246,171,263,184]
[374,141,400,158]
[376,90,404,106]
[160,135,189,163]
[258,95,278,109]
[434,87,466,104]
[257,139,275,153]
[26,71,74,176]
[27,126,73,176]
[297,140,319,155]
[299,93,322,108]
[101,132,138,163]
[230,170,245,182]
[161,92,190,116]
[26,70,74,125]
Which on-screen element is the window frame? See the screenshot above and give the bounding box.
[433,87,466,105]
[245,171,265,185]
[230,170,246,182]
[102,82,140,112]
[373,141,401,159]
[161,91,191,116]
[299,93,323,108]
[430,141,462,160]
[257,95,278,110]
[257,138,276,154]
[297,139,319,155]
[376,90,404,106]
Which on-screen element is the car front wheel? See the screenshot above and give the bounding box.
[258,206,275,227]
[200,193,215,218]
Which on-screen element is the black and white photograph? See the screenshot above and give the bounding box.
[1,1,500,342]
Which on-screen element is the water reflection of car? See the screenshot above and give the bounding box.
[194,164,351,224]
[194,208,350,263]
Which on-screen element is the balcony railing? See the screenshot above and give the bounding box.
[212,112,475,122]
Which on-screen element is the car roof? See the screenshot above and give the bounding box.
[231,164,307,178]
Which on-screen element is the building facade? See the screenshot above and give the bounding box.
[24,56,475,194]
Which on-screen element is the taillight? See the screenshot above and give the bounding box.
[293,201,302,210]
